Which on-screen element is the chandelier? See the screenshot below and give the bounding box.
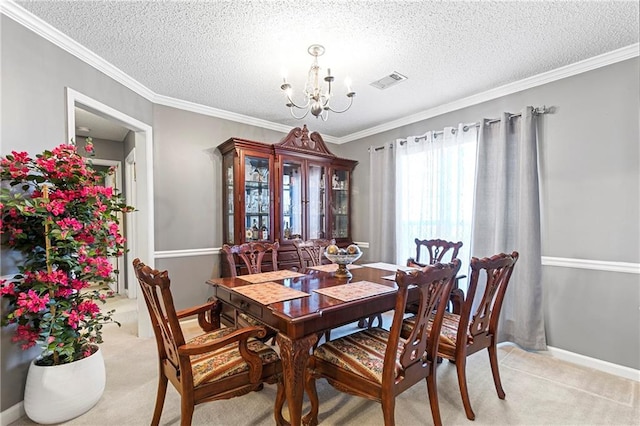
[280,44,355,121]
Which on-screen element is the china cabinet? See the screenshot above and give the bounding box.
[217,125,357,276]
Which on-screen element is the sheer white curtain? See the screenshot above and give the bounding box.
[471,107,546,350]
[395,124,478,268]
[368,143,396,263]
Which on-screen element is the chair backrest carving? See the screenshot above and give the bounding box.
[388,260,461,378]
[411,238,463,266]
[222,241,280,277]
[460,252,519,343]
[133,259,185,371]
[292,238,335,270]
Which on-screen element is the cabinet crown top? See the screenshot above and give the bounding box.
[275,125,335,158]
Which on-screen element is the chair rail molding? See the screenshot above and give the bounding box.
[541,256,640,274]
[151,249,640,275]
[154,248,220,259]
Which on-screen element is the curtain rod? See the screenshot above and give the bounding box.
[370,105,550,151]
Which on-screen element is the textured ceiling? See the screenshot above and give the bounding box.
[13,0,640,139]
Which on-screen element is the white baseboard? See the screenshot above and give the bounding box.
[0,401,24,426]
[546,345,640,382]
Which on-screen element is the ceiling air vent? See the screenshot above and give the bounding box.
[370,72,408,90]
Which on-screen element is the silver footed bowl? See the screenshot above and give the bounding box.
[323,251,362,265]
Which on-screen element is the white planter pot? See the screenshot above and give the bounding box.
[24,347,106,424]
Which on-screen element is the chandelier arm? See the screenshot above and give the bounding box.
[325,95,355,114]
[285,93,311,110]
[289,106,310,120]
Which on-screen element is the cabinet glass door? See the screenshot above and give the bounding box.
[308,164,326,239]
[223,155,234,243]
[330,169,350,239]
[281,160,302,241]
[244,155,271,241]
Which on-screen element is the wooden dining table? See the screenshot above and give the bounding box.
[206,262,413,426]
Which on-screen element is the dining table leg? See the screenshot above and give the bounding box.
[276,332,318,426]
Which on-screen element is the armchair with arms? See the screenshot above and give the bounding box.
[133,259,285,426]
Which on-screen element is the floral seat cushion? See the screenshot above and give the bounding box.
[401,311,471,347]
[188,327,280,387]
[236,312,278,340]
[238,312,265,327]
[312,327,404,384]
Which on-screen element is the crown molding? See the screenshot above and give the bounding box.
[3,1,637,145]
[152,94,340,144]
[1,1,157,102]
[335,43,640,144]
[153,94,292,134]
[1,1,338,142]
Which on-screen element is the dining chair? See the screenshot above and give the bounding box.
[293,238,334,345]
[133,259,285,426]
[294,238,383,345]
[292,238,334,272]
[221,241,280,337]
[407,238,465,313]
[409,238,463,266]
[221,240,280,277]
[304,260,461,426]
[402,251,519,420]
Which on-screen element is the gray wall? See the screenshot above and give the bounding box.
[152,105,287,311]
[1,10,639,414]
[76,135,126,163]
[332,58,640,370]
[0,16,153,411]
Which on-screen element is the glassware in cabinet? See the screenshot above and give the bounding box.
[330,168,350,240]
[281,160,302,241]
[308,163,326,239]
[244,154,271,241]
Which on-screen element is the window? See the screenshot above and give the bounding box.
[395,125,478,269]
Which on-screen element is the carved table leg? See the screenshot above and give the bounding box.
[276,333,318,426]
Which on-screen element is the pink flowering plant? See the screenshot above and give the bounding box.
[0,142,132,366]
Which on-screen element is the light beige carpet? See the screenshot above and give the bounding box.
[10,295,639,425]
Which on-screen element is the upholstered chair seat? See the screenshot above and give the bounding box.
[311,328,406,384]
[401,311,472,347]
[188,327,280,387]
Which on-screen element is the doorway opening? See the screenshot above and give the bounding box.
[66,88,154,338]
[90,159,124,295]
